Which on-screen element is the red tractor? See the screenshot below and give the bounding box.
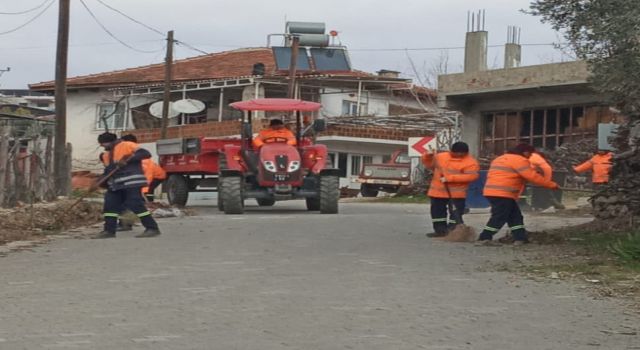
[217,98,340,214]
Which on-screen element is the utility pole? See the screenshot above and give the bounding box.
[286,36,300,99]
[54,0,70,196]
[160,30,174,139]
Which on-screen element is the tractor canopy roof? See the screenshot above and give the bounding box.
[230,98,322,112]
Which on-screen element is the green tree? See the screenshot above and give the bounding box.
[529,0,640,120]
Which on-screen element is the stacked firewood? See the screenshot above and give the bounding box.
[545,138,598,172]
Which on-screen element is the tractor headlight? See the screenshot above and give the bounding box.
[288,161,301,172]
[263,160,276,172]
[364,170,373,176]
[400,171,409,178]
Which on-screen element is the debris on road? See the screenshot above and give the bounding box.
[0,199,102,245]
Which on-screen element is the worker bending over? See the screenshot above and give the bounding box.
[93,132,161,239]
[528,150,556,210]
[421,142,479,237]
[253,119,296,148]
[478,144,558,245]
[573,149,613,186]
[121,134,167,202]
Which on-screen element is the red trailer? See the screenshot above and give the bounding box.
[158,137,237,207]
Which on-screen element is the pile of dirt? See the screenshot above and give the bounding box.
[0,199,102,245]
[435,224,477,242]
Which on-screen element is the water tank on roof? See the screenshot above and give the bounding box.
[297,34,330,47]
[286,21,325,34]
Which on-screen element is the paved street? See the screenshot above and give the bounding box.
[0,201,638,349]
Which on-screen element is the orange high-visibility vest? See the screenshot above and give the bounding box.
[100,141,139,166]
[573,153,612,184]
[529,152,553,181]
[484,153,557,200]
[142,159,167,194]
[421,151,480,199]
[253,128,296,148]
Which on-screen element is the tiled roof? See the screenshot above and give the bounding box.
[29,47,374,91]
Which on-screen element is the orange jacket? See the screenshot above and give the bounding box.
[573,152,612,184]
[100,141,139,166]
[142,159,167,194]
[483,153,557,199]
[422,151,480,199]
[253,128,296,148]
[529,152,553,181]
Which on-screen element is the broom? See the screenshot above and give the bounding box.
[435,181,476,242]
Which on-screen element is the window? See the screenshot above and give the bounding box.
[96,103,125,130]
[351,155,361,176]
[481,105,614,154]
[395,153,410,164]
[341,100,366,116]
[350,155,374,176]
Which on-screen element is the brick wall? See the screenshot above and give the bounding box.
[123,120,428,143]
[123,119,273,143]
[320,124,434,141]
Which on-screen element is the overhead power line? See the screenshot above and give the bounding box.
[94,0,164,36]
[92,0,210,56]
[175,40,210,55]
[79,0,163,54]
[0,0,51,15]
[0,0,54,35]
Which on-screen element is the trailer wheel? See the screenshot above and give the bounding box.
[360,184,379,197]
[305,197,320,211]
[166,174,189,207]
[220,176,244,214]
[319,175,339,214]
[256,198,275,207]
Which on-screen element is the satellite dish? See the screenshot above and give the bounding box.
[173,99,206,114]
[149,101,179,118]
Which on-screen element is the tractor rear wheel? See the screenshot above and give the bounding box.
[319,175,339,214]
[256,198,275,207]
[360,184,379,197]
[166,174,189,207]
[306,197,320,211]
[220,176,244,214]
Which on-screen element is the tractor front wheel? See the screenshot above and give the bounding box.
[220,176,244,214]
[306,197,320,211]
[319,175,339,214]
[216,178,224,212]
[166,174,189,207]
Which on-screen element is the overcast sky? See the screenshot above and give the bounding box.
[0,0,570,89]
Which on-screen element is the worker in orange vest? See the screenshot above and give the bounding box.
[253,119,296,148]
[421,142,480,237]
[529,151,553,181]
[121,134,167,202]
[93,132,160,239]
[573,150,613,185]
[478,144,559,245]
[528,151,555,210]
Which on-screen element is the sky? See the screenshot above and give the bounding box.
[0,0,571,89]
